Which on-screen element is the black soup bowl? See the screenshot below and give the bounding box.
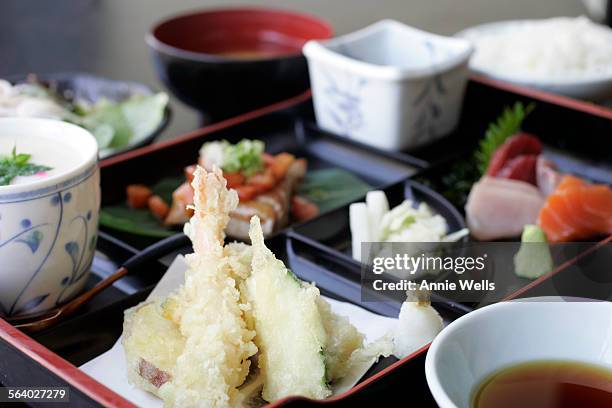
[147,7,333,120]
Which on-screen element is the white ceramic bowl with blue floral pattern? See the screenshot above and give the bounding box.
[303,20,473,151]
[0,118,100,317]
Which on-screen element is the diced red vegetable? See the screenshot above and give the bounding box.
[271,152,295,181]
[248,168,276,193]
[224,172,246,189]
[126,184,153,209]
[235,185,258,202]
[291,196,319,222]
[148,195,170,220]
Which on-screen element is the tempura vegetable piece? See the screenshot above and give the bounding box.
[124,166,257,408]
[123,301,184,396]
[316,297,364,382]
[245,217,330,401]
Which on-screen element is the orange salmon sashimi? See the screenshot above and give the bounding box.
[538,175,612,242]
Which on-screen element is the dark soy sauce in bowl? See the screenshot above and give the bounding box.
[472,360,612,408]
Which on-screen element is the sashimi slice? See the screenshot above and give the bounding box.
[496,154,538,184]
[536,157,562,196]
[487,133,542,177]
[466,176,545,240]
[549,193,596,237]
[538,193,593,242]
[556,175,585,192]
[538,175,612,242]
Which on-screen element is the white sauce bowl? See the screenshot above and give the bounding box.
[425,299,612,408]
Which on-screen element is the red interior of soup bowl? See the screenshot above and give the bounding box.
[150,7,333,60]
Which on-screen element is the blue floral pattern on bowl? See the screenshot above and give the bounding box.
[0,165,100,317]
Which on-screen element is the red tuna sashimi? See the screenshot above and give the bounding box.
[496,154,538,184]
[487,133,542,178]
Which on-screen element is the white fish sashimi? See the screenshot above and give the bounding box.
[465,176,545,240]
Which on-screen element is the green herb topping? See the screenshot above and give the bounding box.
[0,147,52,186]
[221,139,265,177]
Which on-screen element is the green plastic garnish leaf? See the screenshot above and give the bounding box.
[0,147,51,186]
[475,102,535,174]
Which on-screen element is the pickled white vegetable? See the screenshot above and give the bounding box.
[393,298,443,359]
[350,202,370,261]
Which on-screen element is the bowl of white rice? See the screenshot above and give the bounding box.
[456,16,612,101]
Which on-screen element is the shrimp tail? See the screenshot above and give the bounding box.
[184,165,238,258]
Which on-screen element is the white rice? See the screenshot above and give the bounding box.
[464,16,612,80]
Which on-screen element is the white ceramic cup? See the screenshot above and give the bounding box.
[304,20,473,151]
[425,299,612,408]
[0,118,100,317]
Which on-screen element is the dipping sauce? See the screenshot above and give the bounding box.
[472,360,612,408]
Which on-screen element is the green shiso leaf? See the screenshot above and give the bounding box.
[475,102,535,174]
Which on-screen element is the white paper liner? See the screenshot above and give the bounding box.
[80,255,398,407]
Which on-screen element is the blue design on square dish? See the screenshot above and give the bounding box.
[410,40,447,144]
[322,69,367,136]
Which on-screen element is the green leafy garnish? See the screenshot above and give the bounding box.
[76,93,169,152]
[12,79,168,155]
[418,102,536,209]
[0,147,51,186]
[99,176,182,238]
[222,140,265,176]
[299,169,372,214]
[475,102,534,174]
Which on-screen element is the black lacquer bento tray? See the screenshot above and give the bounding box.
[1,77,611,408]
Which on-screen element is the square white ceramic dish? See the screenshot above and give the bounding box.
[303,20,473,151]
